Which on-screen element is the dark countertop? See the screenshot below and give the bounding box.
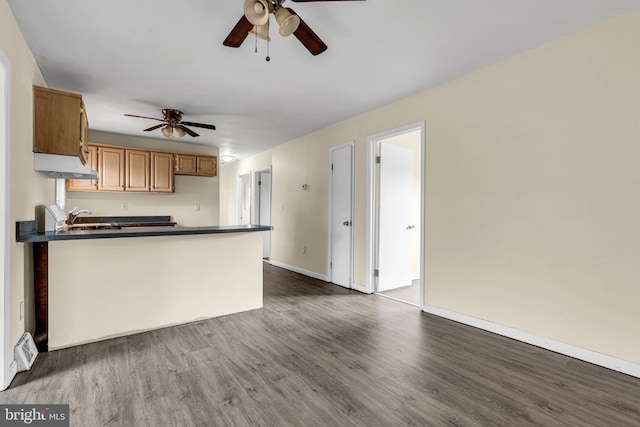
[16,221,272,243]
[73,215,172,224]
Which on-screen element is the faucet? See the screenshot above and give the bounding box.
[67,207,92,225]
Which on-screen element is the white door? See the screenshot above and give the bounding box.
[330,144,353,288]
[238,173,251,225]
[256,171,271,259]
[377,142,413,291]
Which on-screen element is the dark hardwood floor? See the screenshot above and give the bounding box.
[2,263,639,426]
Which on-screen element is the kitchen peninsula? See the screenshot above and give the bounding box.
[17,221,272,351]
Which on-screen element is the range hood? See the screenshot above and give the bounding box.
[34,153,99,180]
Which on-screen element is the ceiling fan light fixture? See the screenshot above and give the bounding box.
[275,8,300,37]
[243,0,269,26]
[249,24,271,42]
[175,127,187,138]
[161,125,174,139]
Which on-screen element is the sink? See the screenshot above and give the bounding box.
[65,223,122,231]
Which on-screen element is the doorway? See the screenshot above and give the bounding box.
[237,172,252,225]
[253,167,272,259]
[366,123,424,306]
[329,142,354,288]
[1,49,11,390]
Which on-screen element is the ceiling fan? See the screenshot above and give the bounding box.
[223,0,365,56]
[124,109,216,139]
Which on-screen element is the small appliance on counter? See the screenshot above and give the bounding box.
[44,204,67,232]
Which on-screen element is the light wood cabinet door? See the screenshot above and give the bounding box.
[79,103,89,165]
[196,156,217,177]
[175,154,217,177]
[175,154,197,175]
[125,149,150,192]
[33,86,86,159]
[151,152,174,193]
[98,146,125,191]
[67,144,98,192]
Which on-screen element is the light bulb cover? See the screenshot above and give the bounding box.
[249,24,271,42]
[275,8,300,37]
[175,127,187,138]
[244,0,269,26]
[161,125,174,139]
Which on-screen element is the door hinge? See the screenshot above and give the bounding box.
[374,269,379,277]
[258,180,262,186]
[376,156,381,164]
[330,261,332,269]
[331,163,334,171]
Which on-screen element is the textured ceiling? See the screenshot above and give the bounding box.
[8,0,640,160]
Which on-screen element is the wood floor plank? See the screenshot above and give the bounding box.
[1,263,639,426]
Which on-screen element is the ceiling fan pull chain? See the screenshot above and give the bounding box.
[255,27,258,53]
[266,18,271,61]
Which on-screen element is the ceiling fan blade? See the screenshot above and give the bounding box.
[286,8,328,56]
[223,15,254,48]
[143,124,164,132]
[124,114,164,122]
[181,121,217,131]
[177,125,199,137]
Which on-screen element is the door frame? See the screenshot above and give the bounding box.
[1,49,12,390]
[251,166,272,227]
[327,141,355,286]
[365,122,425,303]
[252,166,272,258]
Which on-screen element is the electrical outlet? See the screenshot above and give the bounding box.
[301,245,306,254]
[121,202,128,211]
[19,301,23,321]
[193,203,200,211]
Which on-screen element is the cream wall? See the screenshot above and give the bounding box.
[221,9,640,364]
[219,150,272,226]
[420,9,640,364]
[1,0,49,360]
[66,131,219,226]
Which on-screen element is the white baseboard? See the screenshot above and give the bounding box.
[422,304,640,379]
[268,261,330,282]
[267,261,373,294]
[350,283,371,294]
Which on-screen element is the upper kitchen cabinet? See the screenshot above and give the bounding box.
[98,146,125,192]
[33,86,89,164]
[196,156,217,177]
[125,149,151,192]
[175,154,217,177]
[174,154,197,175]
[66,144,98,192]
[151,152,174,193]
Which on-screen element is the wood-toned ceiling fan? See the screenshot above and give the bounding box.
[223,0,365,56]
[124,109,216,139]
